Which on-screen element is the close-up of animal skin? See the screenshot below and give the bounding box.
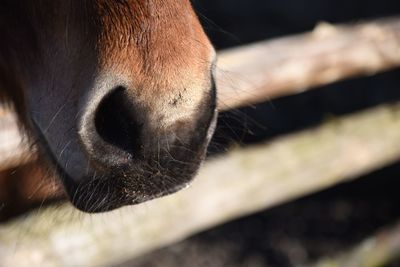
[0,0,217,213]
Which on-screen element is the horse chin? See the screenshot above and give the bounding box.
[61,165,197,213]
[33,104,217,213]
[72,178,190,213]
[65,110,218,213]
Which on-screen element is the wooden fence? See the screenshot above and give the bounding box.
[1,17,400,267]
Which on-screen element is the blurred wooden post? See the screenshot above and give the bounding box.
[217,17,400,110]
[1,17,400,267]
[310,221,400,267]
[2,103,400,267]
[0,107,33,170]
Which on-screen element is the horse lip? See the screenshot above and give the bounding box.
[59,112,214,212]
[69,174,193,212]
[30,93,217,213]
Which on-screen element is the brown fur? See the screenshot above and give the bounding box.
[0,0,215,215]
[0,0,212,118]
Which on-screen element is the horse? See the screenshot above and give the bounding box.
[0,0,217,213]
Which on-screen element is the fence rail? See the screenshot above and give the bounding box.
[1,17,400,267]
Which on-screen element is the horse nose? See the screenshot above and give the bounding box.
[94,87,141,154]
[80,86,143,165]
[79,80,215,170]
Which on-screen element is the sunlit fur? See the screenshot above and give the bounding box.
[0,0,217,212]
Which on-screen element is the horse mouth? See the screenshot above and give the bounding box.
[47,130,210,212]
[34,107,217,213]
[66,168,194,212]
[31,76,217,213]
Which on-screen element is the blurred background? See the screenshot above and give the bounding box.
[123,1,400,266]
[2,1,400,267]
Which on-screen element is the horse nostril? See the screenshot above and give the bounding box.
[94,86,141,155]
